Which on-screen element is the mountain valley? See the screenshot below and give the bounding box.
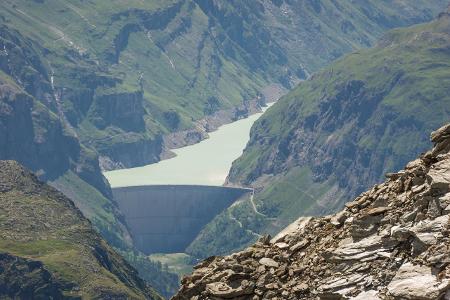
[0,1,449,299]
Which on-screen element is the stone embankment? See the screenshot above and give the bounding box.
[173,123,450,299]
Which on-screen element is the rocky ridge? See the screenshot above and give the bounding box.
[173,123,450,299]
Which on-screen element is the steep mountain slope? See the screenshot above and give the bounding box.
[187,8,450,259]
[197,0,448,82]
[0,160,161,299]
[0,21,129,246]
[174,124,450,299]
[0,13,182,296]
[0,0,446,172]
[0,33,179,297]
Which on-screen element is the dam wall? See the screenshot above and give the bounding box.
[112,185,251,254]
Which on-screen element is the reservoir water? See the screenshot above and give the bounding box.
[104,104,272,187]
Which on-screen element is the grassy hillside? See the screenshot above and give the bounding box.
[0,0,446,171]
[0,160,162,299]
[187,8,450,259]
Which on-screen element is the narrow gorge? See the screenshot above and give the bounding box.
[104,103,273,259]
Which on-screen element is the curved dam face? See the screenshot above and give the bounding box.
[112,185,250,254]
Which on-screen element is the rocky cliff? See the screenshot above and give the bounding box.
[0,24,108,194]
[173,123,450,299]
[0,160,162,299]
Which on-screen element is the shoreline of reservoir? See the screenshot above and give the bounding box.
[104,103,274,188]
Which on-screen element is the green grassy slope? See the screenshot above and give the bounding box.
[188,8,450,258]
[0,0,446,171]
[0,0,265,170]
[0,160,162,299]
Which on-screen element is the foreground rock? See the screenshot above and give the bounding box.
[173,123,450,299]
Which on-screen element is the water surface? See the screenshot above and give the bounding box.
[104,104,272,187]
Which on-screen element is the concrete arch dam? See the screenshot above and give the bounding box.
[112,185,251,254]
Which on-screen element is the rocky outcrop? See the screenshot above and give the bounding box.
[163,96,267,151]
[173,124,450,299]
[92,90,146,132]
[0,24,110,195]
[99,135,164,171]
[0,81,76,181]
[0,253,63,299]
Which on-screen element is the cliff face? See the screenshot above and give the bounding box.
[174,124,450,299]
[92,91,146,132]
[188,10,450,259]
[0,160,161,299]
[0,23,112,193]
[0,81,76,181]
